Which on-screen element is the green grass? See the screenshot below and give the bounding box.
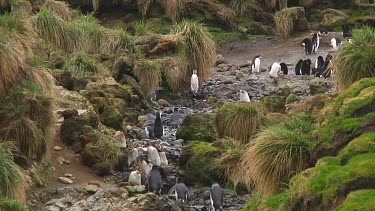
[338,133,375,164]
[133,20,155,36]
[63,51,105,78]
[335,189,375,211]
[208,26,239,44]
[0,199,26,211]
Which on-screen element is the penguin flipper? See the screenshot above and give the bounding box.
[168,184,177,196]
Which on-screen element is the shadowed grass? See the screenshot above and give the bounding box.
[333,26,375,90]
[137,0,152,17]
[230,0,255,17]
[133,20,155,36]
[160,56,187,92]
[158,0,184,22]
[299,0,314,8]
[275,8,299,39]
[133,58,161,96]
[102,28,138,55]
[42,0,72,20]
[0,143,30,202]
[233,115,314,196]
[215,102,262,144]
[63,51,105,78]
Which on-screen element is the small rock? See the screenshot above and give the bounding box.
[246,75,259,81]
[127,185,146,194]
[215,54,225,66]
[127,196,138,203]
[238,26,248,33]
[53,146,62,151]
[121,192,129,200]
[235,71,245,79]
[64,173,73,177]
[47,205,60,211]
[84,184,99,193]
[138,115,148,122]
[217,64,231,71]
[216,75,229,82]
[58,177,73,184]
[46,199,59,205]
[55,201,66,210]
[158,99,170,107]
[63,160,70,165]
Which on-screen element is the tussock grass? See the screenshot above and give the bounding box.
[0,199,26,211]
[333,26,375,90]
[275,8,299,39]
[233,115,314,196]
[230,0,255,17]
[215,102,261,144]
[0,0,9,9]
[174,21,216,82]
[133,20,155,36]
[0,82,55,162]
[133,59,161,96]
[0,143,30,202]
[137,0,152,17]
[43,0,72,20]
[63,51,105,78]
[102,29,137,55]
[158,0,184,22]
[299,0,314,8]
[160,56,187,92]
[32,8,75,53]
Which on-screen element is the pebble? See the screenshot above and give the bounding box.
[53,146,62,151]
[58,177,73,184]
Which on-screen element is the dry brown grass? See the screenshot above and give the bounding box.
[102,29,137,55]
[0,0,9,9]
[299,0,314,8]
[133,59,161,96]
[274,7,300,39]
[158,0,184,22]
[43,0,73,20]
[160,56,187,92]
[230,0,255,17]
[137,0,152,17]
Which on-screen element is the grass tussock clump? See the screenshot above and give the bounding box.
[299,0,314,8]
[102,29,137,55]
[133,20,155,36]
[230,0,255,17]
[42,0,72,20]
[234,115,314,196]
[133,59,161,96]
[0,199,27,211]
[63,51,105,78]
[137,0,152,17]
[215,102,262,144]
[158,0,184,22]
[333,26,375,90]
[174,21,216,82]
[0,143,30,202]
[274,7,300,39]
[160,57,187,92]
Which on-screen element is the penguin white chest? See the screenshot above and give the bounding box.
[270,62,281,78]
[147,146,161,166]
[191,74,199,92]
[128,148,139,166]
[253,58,260,73]
[239,90,250,102]
[128,171,141,185]
[159,152,168,167]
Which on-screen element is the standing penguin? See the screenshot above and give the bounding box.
[301,59,312,75]
[301,38,313,54]
[128,170,141,185]
[295,59,303,75]
[315,56,325,69]
[141,160,152,178]
[280,62,288,75]
[128,147,139,166]
[170,108,182,129]
[168,181,190,204]
[146,165,163,194]
[318,27,329,36]
[251,55,262,74]
[342,23,352,39]
[147,145,161,166]
[269,62,281,78]
[330,37,341,50]
[312,32,320,53]
[153,111,164,139]
[239,89,250,102]
[210,183,224,211]
[191,70,199,93]
[159,151,168,167]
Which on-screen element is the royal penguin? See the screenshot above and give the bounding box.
[295,59,303,75]
[128,170,141,185]
[342,23,352,39]
[120,134,126,149]
[318,27,329,36]
[146,165,163,194]
[315,56,325,69]
[170,107,182,129]
[210,183,224,211]
[147,145,161,166]
[312,32,320,53]
[269,62,281,78]
[239,89,250,102]
[280,62,288,75]
[330,37,341,50]
[301,59,312,75]
[301,38,313,54]
[128,147,139,166]
[159,151,168,167]
[168,181,190,204]
[141,160,152,178]
[251,55,262,74]
[191,69,199,93]
[153,111,164,139]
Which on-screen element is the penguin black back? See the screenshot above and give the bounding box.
[211,183,224,211]
[342,23,352,38]
[295,59,303,75]
[153,111,163,139]
[301,38,312,54]
[316,56,324,69]
[319,27,328,36]
[280,63,288,75]
[301,59,312,75]
[312,33,319,53]
[147,166,163,194]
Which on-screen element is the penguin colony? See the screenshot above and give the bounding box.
[119,25,352,209]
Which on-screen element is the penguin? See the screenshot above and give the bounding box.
[239,89,250,102]
[315,56,325,69]
[153,111,164,139]
[301,38,312,54]
[141,160,152,178]
[312,32,320,53]
[150,89,157,101]
[301,59,312,75]
[342,23,352,39]
[269,62,281,78]
[191,69,199,93]
[128,147,139,166]
[318,27,329,36]
[120,134,126,149]
[280,62,288,75]
[146,165,163,194]
[295,59,303,75]
[168,181,190,204]
[251,55,262,74]
[128,170,141,185]
[210,183,224,211]
[170,107,182,129]
[330,37,341,50]
[147,145,161,166]
[159,152,168,167]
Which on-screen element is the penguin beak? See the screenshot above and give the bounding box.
[260,55,263,59]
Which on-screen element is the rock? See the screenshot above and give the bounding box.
[84,184,99,193]
[126,185,146,194]
[121,192,129,200]
[246,75,259,81]
[55,201,66,210]
[53,146,62,151]
[217,64,231,71]
[235,71,245,80]
[248,22,276,35]
[158,99,171,107]
[58,177,73,184]
[237,26,248,33]
[127,196,138,203]
[130,94,141,109]
[215,54,225,66]
[320,9,349,29]
[64,173,73,177]
[138,115,148,122]
[47,205,60,211]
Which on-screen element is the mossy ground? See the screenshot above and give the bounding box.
[176,113,216,142]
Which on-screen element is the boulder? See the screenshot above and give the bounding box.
[215,54,225,66]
